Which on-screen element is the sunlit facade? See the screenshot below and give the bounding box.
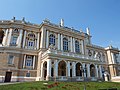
[0,18,120,82]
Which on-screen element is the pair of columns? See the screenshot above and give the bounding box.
[2,28,23,48]
[2,28,13,46]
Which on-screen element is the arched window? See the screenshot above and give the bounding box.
[27,33,35,49]
[63,38,68,51]
[43,61,47,80]
[11,29,19,45]
[75,40,80,53]
[49,34,55,46]
[76,63,82,76]
[90,64,95,77]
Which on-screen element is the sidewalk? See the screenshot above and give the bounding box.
[0,82,21,85]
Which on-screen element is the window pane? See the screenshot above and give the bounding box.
[63,38,68,51]
[11,36,18,45]
[75,41,80,53]
[8,55,14,64]
[26,73,30,77]
[49,34,55,45]
[26,56,33,66]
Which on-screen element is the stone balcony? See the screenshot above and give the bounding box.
[42,48,100,61]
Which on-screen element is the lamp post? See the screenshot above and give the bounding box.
[80,66,87,90]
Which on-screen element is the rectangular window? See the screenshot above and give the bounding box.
[11,36,18,45]
[8,55,14,64]
[25,56,33,67]
[26,72,30,77]
[28,41,34,47]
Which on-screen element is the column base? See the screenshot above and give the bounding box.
[36,77,41,81]
[46,76,51,81]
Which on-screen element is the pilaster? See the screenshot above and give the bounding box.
[73,38,75,52]
[7,28,12,46]
[72,62,76,77]
[95,65,98,77]
[67,61,70,77]
[2,29,8,45]
[33,56,35,69]
[54,60,58,77]
[87,64,90,77]
[99,65,102,78]
[37,33,40,49]
[40,27,46,48]
[58,33,60,50]
[70,37,73,52]
[61,34,63,51]
[18,29,23,47]
[47,59,51,77]
[46,30,49,48]
[22,30,26,48]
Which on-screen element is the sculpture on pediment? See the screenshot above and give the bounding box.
[48,44,56,50]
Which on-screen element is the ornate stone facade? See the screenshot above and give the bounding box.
[0,18,120,82]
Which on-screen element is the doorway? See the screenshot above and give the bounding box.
[4,72,12,82]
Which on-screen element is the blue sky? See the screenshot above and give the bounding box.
[0,0,120,48]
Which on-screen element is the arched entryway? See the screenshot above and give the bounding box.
[0,30,4,44]
[104,72,110,81]
[58,60,66,76]
[76,63,82,76]
[70,62,72,77]
[43,61,47,80]
[90,64,95,77]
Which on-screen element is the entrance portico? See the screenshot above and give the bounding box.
[40,58,103,81]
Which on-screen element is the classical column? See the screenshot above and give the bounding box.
[47,59,51,77]
[70,37,73,52]
[54,60,58,77]
[95,65,98,77]
[100,52,103,61]
[58,33,60,50]
[17,29,23,47]
[23,54,26,68]
[7,28,12,46]
[37,33,40,49]
[73,38,75,52]
[87,64,90,77]
[22,30,27,48]
[82,63,86,77]
[2,29,8,45]
[34,39,37,49]
[61,34,63,51]
[67,61,70,77]
[46,30,49,48]
[111,53,115,64]
[33,56,35,69]
[72,62,76,77]
[99,65,102,78]
[81,40,84,54]
[41,62,44,78]
[40,28,46,48]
